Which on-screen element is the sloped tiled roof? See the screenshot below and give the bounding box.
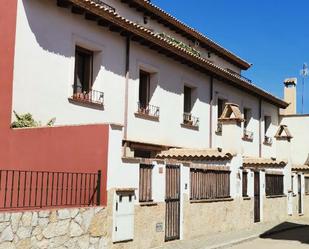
[243,157,287,168]
[156,148,234,161]
[121,0,251,70]
[292,164,309,171]
[64,0,288,108]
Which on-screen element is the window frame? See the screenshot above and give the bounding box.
[139,70,151,108]
[190,168,230,201]
[265,174,284,197]
[74,46,94,94]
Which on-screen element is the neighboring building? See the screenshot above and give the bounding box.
[0,0,308,248]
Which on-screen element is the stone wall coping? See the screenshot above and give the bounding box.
[190,197,233,204]
[266,194,287,199]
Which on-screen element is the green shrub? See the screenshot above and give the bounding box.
[11,111,56,128]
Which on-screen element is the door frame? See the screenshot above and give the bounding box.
[254,171,261,223]
[298,174,303,215]
[165,164,181,242]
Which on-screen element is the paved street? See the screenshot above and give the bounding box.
[230,226,309,249]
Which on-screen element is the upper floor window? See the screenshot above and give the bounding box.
[217,98,226,119]
[243,108,253,141]
[264,116,272,145]
[184,86,192,113]
[139,70,151,109]
[182,86,199,128]
[74,46,93,95]
[72,46,104,106]
[137,70,159,118]
[216,98,226,134]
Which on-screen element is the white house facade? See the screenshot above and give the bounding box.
[1,0,309,248]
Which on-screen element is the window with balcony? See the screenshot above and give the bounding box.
[216,98,226,135]
[264,116,272,145]
[72,46,104,106]
[182,86,199,129]
[243,108,253,141]
[136,70,159,119]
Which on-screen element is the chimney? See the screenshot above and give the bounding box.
[283,78,297,115]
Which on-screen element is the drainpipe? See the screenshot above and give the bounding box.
[123,36,130,157]
[259,98,262,158]
[209,76,214,148]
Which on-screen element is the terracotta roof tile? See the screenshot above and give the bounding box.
[292,164,309,171]
[243,157,287,168]
[125,0,251,69]
[67,0,288,108]
[156,148,234,161]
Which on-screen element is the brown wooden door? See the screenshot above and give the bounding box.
[165,165,180,241]
[254,171,260,223]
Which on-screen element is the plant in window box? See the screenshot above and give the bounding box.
[139,105,149,115]
[184,113,193,126]
[243,129,254,140]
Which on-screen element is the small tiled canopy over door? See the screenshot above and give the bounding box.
[113,190,135,242]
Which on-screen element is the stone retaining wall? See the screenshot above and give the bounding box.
[183,197,254,240]
[263,197,288,223]
[0,207,108,249]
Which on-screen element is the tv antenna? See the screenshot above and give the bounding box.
[300,63,308,114]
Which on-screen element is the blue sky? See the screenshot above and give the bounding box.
[152,0,309,113]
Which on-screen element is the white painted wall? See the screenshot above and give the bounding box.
[103,0,242,73]
[280,115,309,165]
[213,79,279,158]
[12,0,282,158]
[13,0,126,125]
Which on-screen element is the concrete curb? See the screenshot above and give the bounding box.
[206,224,308,249]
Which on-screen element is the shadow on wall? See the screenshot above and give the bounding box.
[260,222,309,244]
[22,0,126,79]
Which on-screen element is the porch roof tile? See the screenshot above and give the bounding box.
[243,157,287,168]
[156,148,234,161]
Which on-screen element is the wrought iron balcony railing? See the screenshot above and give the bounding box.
[183,112,199,127]
[264,135,273,145]
[243,129,254,141]
[216,122,223,134]
[137,102,160,118]
[72,88,104,106]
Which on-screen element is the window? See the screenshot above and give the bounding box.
[74,46,93,95]
[266,174,284,196]
[243,108,251,129]
[305,177,309,194]
[291,175,294,193]
[139,164,153,202]
[72,46,104,105]
[184,86,192,113]
[242,171,248,197]
[217,98,226,119]
[139,70,151,109]
[137,70,159,117]
[243,108,253,141]
[183,86,199,127]
[264,116,272,145]
[190,169,230,200]
[216,98,226,134]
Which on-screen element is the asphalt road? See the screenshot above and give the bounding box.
[230,226,309,249]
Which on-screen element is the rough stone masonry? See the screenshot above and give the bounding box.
[0,207,108,249]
